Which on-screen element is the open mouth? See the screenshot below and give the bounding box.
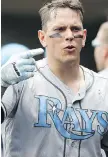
[64,45,75,52]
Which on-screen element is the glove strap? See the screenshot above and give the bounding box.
[12,62,20,76]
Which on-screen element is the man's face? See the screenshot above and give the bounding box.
[94,46,104,71]
[93,30,105,71]
[38,8,87,64]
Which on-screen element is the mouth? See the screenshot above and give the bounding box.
[64,45,76,52]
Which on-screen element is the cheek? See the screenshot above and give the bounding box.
[94,48,103,64]
[82,31,87,47]
[46,39,61,55]
[94,49,98,60]
[45,38,54,50]
[76,40,83,52]
[94,50,100,65]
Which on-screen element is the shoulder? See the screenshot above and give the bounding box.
[82,66,108,82]
[98,68,108,78]
[81,66,108,92]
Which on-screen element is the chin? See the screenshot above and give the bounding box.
[60,58,77,65]
[63,55,77,63]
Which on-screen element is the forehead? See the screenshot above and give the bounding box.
[47,8,83,28]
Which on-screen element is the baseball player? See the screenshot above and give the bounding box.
[1,0,108,157]
[92,22,108,78]
[92,22,108,157]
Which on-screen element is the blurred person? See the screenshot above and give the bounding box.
[92,21,108,157]
[92,22,108,77]
[1,0,108,157]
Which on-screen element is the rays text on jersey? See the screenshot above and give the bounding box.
[34,95,108,140]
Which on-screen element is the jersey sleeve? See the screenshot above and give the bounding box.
[1,82,25,122]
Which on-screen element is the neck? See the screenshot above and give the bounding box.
[47,58,85,93]
[104,60,108,69]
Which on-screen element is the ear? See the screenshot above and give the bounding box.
[82,29,87,47]
[38,30,47,48]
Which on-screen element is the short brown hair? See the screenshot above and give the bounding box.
[39,0,84,30]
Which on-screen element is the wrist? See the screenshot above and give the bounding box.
[1,79,10,87]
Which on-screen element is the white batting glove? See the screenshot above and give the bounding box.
[1,48,44,87]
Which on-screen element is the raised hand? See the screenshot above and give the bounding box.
[1,48,44,87]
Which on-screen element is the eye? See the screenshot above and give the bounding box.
[71,26,82,32]
[54,27,65,32]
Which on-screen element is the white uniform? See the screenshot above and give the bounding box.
[99,69,108,78]
[1,58,108,157]
[98,68,108,157]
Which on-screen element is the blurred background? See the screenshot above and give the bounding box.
[1,0,108,70]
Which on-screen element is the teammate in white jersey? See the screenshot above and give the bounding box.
[92,22,108,77]
[92,21,108,157]
[1,0,108,157]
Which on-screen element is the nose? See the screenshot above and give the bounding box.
[65,29,74,41]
